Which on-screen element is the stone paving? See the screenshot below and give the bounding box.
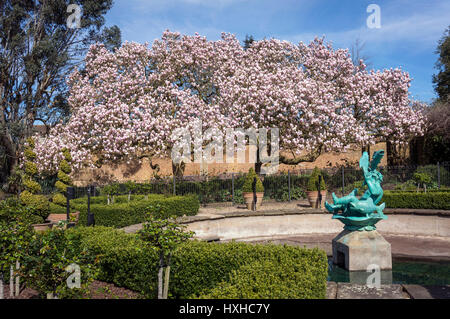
[326,282,450,299]
[327,282,409,299]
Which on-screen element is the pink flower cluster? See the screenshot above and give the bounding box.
[33,31,425,173]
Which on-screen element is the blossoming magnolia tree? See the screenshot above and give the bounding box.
[34,31,425,175]
[220,37,425,169]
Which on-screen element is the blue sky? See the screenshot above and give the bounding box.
[105,0,450,103]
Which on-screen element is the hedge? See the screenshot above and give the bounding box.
[382,191,450,210]
[72,194,199,228]
[66,227,328,299]
[197,259,325,299]
[387,188,450,193]
[19,191,50,219]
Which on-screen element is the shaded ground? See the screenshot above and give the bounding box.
[1,280,141,299]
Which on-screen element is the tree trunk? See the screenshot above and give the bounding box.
[386,140,410,166]
[15,261,19,297]
[0,132,18,184]
[254,161,262,174]
[9,266,13,297]
[172,161,186,179]
[46,292,58,299]
[254,145,262,174]
[0,271,4,299]
[163,254,172,299]
[158,252,164,299]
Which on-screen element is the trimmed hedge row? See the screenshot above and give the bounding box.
[66,227,328,299]
[197,258,325,299]
[382,191,450,210]
[387,188,450,193]
[71,194,199,228]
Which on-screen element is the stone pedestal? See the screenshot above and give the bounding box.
[332,230,392,271]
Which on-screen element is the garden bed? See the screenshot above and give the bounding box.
[2,280,141,299]
[67,226,329,299]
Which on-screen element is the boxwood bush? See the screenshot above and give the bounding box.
[382,191,450,210]
[72,194,199,228]
[66,227,328,299]
[197,258,325,299]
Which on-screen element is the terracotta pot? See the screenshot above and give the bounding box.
[306,190,328,209]
[32,222,53,232]
[243,192,264,210]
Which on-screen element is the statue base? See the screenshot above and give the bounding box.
[332,230,392,271]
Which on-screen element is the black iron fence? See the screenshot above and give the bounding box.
[52,162,450,205]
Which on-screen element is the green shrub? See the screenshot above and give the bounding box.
[73,194,199,228]
[272,185,305,201]
[242,168,264,193]
[22,226,97,298]
[62,148,72,162]
[0,198,45,224]
[0,217,34,278]
[103,183,121,196]
[393,180,418,191]
[24,161,38,176]
[198,257,327,299]
[49,202,67,214]
[25,137,35,149]
[414,165,449,183]
[307,167,326,191]
[59,159,72,174]
[24,147,37,161]
[388,188,450,193]
[412,172,432,187]
[57,171,71,185]
[66,227,328,299]
[19,191,50,219]
[66,226,158,297]
[170,241,326,299]
[55,180,67,193]
[382,191,450,210]
[123,181,138,194]
[344,180,368,196]
[52,193,67,207]
[23,178,42,194]
[23,213,45,224]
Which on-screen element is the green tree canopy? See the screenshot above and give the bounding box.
[433,26,450,102]
[0,0,121,184]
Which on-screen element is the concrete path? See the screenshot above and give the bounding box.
[327,282,450,299]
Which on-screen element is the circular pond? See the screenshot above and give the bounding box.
[327,258,450,286]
